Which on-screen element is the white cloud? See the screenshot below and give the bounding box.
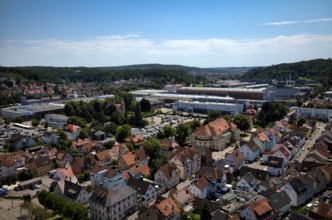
[265,17,332,26]
[0,34,332,67]
[265,21,299,26]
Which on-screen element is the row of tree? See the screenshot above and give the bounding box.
[37,190,89,220]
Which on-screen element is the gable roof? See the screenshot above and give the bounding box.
[32,156,51,167]
[192,177,210,190]
[170,186,193,205]
[259,177,283,190]
[196,166,224,181]
[64,180,85,200]
[267,190,292,210]
[158,163,179,180]
[250,197,273,217]
[0,151,25,167]
[193,117,236,139]
[226,149,245,165]
[239,166,269,182]
[90,185,136,206]
[156,197,181,217]
[122,164,151,180]
[64,124,80,132]
[124,134,144,144]
[289,178,307,194]
[95,150,112,161]
[127,177,152,195]
[243,141,260,152]
[160,138,179,150]
[257,132,270,142]
[242,172,256,187]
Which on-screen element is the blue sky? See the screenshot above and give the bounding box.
[1,0,332,67]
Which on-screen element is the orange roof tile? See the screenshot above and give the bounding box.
[193,117,236,139]
[64,124,80,132]
[156,197,181,217]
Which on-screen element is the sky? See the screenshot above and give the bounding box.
[0,0,332,67]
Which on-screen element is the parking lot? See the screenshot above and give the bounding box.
[132,114,203,139]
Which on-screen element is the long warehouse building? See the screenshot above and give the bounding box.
[176,87,276,101]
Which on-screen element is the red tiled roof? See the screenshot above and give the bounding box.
[193,117,236,139]
[156,197,181,217]
[64,124,80,132]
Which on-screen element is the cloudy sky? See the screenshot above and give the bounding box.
[1,0,332,67]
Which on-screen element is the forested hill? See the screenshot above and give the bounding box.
[0,64,252,83]
[0,66,195,84]
[241,59,332,84]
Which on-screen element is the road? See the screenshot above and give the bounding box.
[295,122,326,163]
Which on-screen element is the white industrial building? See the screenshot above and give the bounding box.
[172,100,244,115]
[296,107,332,122]
[1,103,65,120]
[45,114,69,128]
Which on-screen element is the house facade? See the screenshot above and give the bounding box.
[190,117,239,151]
[240,141,260,163]
[154,163,180,189]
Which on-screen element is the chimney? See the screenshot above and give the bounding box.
[186,190,188,194]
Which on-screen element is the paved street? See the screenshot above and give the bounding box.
[296,122,326,163]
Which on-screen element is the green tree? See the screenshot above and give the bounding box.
[64,103,76,116]
[118,92,134,117]
[44,121,48,129]
[134,102,144,127]
[110,111,122,125]
[15,116,24,123]
[175,123,191,146]
[67,116,87,128]
[140,98,151,112]
[115,124,131,142]
[163,125,176,138]
[143,137,161,160]
[200,201,212,220]
[31,119,40,127]
[233,114,250,131]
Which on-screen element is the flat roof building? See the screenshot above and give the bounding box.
[1,103,65,120]
[176,87,276,101]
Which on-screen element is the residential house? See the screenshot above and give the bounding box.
[280,178,306,207]
[90,165,125,190]
[308,167,327,195]
[27,156,51,176]
[122,164,151,180]
[267,156,285,176]
[124,134,145,148]
[263,145,291,166]
[92,130,106,141]
[56,151,73,167]
[41,131,59,144]
[189,176,210,199]
[239,197,274,220]
[0,152,26,179]
[70,139,100,154]
[137,206,159,220]
[320,163,332,187]
[258,177,283,193]
[238,166,269,183]
[54,165,78,183]
[54,180,89,204]
[196,166,227,198]
[117,148,148,171]
[190,117,239,151]
[294,126,311,139]
[308,202,332,220]
[63,124,81,140]
[170,187,194,209]
[89,185,137,220]
[225,149,245,171]
[236,172,257,192]
[252,131,272,153]
[264,127,283,146]
[169,147,201,181]
[155,197,181,220]
[109,144,129,161]
[191,145,212,166]
[160,138,179,158]
[91,150,112,167]
[297,174,315,202]
[264,190,291,219]
[154,163,180,189]
[8,134,36,150]
[289,134,305,152]
[70,157,85,176]
[240,141,260,163]
[127,177,157,207]
[301,153,326,172]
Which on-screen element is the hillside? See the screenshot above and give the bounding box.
[241,59,332,85]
